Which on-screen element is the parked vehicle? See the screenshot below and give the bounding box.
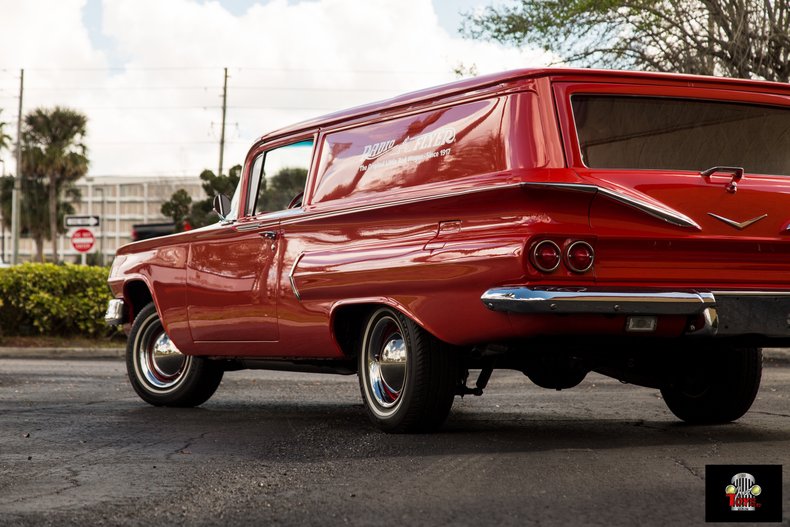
[131,222,176,242]
[106,68,789,432]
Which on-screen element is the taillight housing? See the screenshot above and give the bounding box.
[530,240,561,273]
[565,241,594,273]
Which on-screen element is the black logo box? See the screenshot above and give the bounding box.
[705,464,782,523]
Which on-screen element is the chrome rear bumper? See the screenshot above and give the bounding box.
[481,287,714,315]
[481,287,790,338]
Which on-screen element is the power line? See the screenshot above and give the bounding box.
[1,66,449,75]
[89,141,248,145]
[71,105,340,111]
[20,86,222,91]
[12,85,400,93]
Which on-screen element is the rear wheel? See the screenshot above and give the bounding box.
[127,303,223,407]
[660,346,762,423]
[358,307,457,433]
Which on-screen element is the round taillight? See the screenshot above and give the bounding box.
[566,241,594,273]
[531,240,561,273]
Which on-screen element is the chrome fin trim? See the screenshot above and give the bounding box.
[289,253,305,301]
[707,212,768,230]
[521,182,701,230]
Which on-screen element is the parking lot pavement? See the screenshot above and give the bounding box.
[1,346,789,362]
[0,359,788,526]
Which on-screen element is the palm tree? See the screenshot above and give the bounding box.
[21,107,89,262]
[0,109,11,155]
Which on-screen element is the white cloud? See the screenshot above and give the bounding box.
[0,0,554,179]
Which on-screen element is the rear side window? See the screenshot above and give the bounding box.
[312,98,506,204]
[572,95,790,176]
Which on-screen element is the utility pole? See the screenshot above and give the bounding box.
[11,68,23,265]
[0,160,5,264]
[218,67,228,177]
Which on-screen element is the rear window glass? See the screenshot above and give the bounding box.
[572,95,790,176]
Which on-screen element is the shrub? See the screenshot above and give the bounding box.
[0,263,115,338]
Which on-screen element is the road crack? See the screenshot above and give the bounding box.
[166,432,208,460]
[750,411,790,418]
[672,458,703,481]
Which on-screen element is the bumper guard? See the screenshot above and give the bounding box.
[104,298,127,326]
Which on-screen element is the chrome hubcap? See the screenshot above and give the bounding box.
[139,326,189,390]
[366,315,408,409]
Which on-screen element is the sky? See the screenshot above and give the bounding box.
[0,0,553,180]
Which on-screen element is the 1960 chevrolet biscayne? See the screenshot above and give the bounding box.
[106,68,789,432]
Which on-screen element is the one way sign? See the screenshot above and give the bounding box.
[64,215,100,228]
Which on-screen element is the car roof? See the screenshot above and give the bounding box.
[257,67,790,144]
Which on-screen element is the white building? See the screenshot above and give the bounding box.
[1,176,205,264]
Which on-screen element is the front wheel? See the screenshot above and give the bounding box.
[660,346,762,424]
[358,307,457,433]
[126,302,223,407]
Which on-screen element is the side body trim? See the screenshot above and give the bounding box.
[520,182,701,230]
[289,253,305,301]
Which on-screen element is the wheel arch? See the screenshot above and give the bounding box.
[330,298,431,358]
[122,278,155,323]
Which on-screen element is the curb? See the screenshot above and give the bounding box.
[763,348,790,365]
[0,347,788,363]
[0,347,125,360]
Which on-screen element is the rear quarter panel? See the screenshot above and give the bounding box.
[277,86,590,350]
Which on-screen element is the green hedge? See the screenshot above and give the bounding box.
[0,263,114,337]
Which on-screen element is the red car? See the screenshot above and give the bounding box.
[106,68,789,432]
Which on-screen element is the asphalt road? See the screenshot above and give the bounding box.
[0,359,788,526]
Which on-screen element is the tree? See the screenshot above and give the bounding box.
[256,167,307,212]
[161,189,192,231]
[0,174,80,261]
[21,107,89,261]
[188,164,241,228]
[0,109,11,157]
[463,1,790,81]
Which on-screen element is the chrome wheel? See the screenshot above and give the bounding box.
[363,311,408,416]
[357,307,459,432]
[134,312,191,393]
[127,302,223,407]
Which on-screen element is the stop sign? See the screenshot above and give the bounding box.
[71,228,96,253]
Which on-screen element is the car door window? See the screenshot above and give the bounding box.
[250,139,313,215]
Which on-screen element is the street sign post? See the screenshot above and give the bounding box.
[70,229,96,253]
[64,215,100,228]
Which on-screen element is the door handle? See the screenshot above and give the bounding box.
[260,231,278,240]
[700,166,744,194]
